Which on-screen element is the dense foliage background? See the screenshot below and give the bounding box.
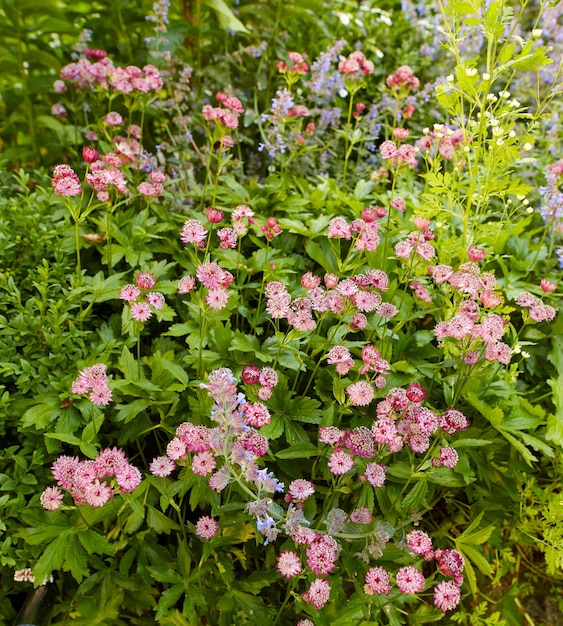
[0,0,562,624]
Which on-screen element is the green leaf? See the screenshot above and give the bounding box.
[147,506,181,534]
[203,0,249,32]
[276,443,318,459]
[465,391,504,427]
[401,480,428,513]
[118,346,139,380]
[21,399,60,430]
[76,529,116,556]
[115,399,152,423]
[154,584,186,620]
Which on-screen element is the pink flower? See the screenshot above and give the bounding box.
[276,551,302,578]
[104,111,124,126]
[346,381,374,406]
[243,402,271,428]
[146,292,165,310]
[327,450,354,475]
[306,535,340,575]
[288,479,315,500]
[206,288,229,310]
[180,219,208,246]
[130,301,152,322]
[365,566,391,595]
[349,507,372,524]
[192,451,217,476]
[434,580,462,612]
[40,486,64,510]
[116,464,142,492]
[302,578,331,610]
[195,515,219,540]
[406,530,433,555]
[467,245,486,262]
[439,446,459,469]
[178,275,196,294]
[120,284,141,301]
[396,566,425,594]
[149,455,175,477]
[85,479,113,507]
[136,272,156,289]
[541,279,557,293]
[363,462,387,487]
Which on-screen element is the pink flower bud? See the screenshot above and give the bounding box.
[362,206,378,223]
[467,245,486,262]
[540,279,557,293]
[206,207,224,223]
[82,146,99,163]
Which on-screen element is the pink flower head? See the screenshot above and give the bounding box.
[180,219,208,247]
[178,275,196,294]
[338,50,374,77]
[52,164,82,196]
[434,580,462,612]
[146,291,165,310]
[467,245,486,262]
[363,462,387,487]
[435,549,465,578]
[130,301,152,322]
[82,146,99,163]
[241,365,261,385]
[243,402,271,428]
[302,578,331,610]
[40,486,64,510]
[406,382,427,403]
[104,111,124,126]
[119,284,141,301]
[327,449,354,475]
[347,381,374,406]
[365,566,392,595]
[276,551,302,578]
[288,479,315,500]
[206,207,224,223]
[195,515,219,540]
[406,530,433,555]
[396,566,425,594]
[149,455,175,477]
[541,279,557,293]
[386,65,420,93]
[136,272,156,290]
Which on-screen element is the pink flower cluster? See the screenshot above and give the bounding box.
[52,164,82,197]
[265,268,395,334]
[364,541,464,611]
[40,447,142,510]
[386,65,420,93]
[428,258,514,364]
[327,215,381,251]
[417,125,469,160]
[59,53,162,93]
[194,515,219,540]
[338,50,375,77]
[119,272,166,322]
[241,364,278,401]
[86,159,129,202]
[515,291,557,323]
[177,262,234,311]
[202,92,245,130]
[152,369,282,511]
[379,139,417,168]
[320,383,467,479]
[277,51,309,75]
[71,363,112,406]
[395,230,436,261]
[138,170,168,198]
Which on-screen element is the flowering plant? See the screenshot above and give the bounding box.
[1,0,562,624]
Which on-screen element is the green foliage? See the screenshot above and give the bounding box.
[0,0,562,625]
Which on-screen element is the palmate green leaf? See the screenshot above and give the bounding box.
[76,528,116,556]
[115,399,152,423]
[118,345,138,380]
[465,391,504,427]
[33,535,68,584]
[21,398,60,430]
[155,584,186,621]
